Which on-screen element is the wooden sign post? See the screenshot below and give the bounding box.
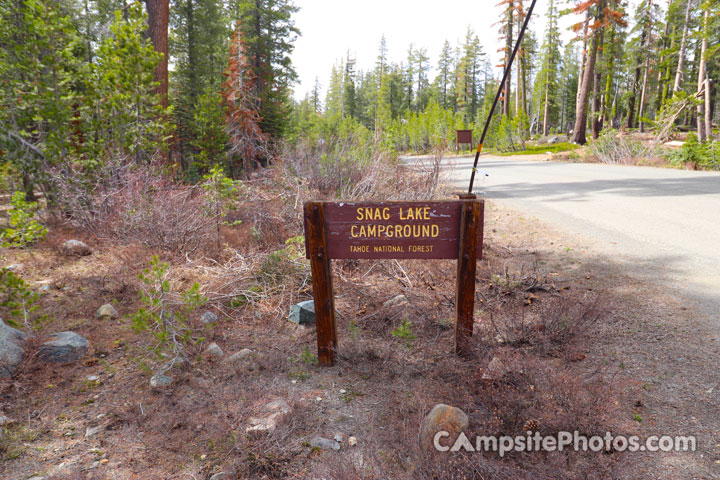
[304,195,484,366]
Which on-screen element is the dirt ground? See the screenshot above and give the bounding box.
[0,187,718,479]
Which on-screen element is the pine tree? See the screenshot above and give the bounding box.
[221,22,269,177]
[437,40,454,109]
[534,0,562,135]
[231,0,299,138]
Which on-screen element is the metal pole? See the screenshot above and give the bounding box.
[468,0,538,194]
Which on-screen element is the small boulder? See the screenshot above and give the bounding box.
[209,473,228,480]
[419,404,469,452]
[310,436,341,451]
[246,398,290,434]
[223,348,253,365]
[96,304,119,320]
[37,332,89,363]
[348,436,358,447]
[62,239,92,256]
[547,136,561,145]
[205,343,223,358]
[481,356,509,380]
[383,294,409,308]
[201,311,218,325]
[0,318,27,377]
[149,373,174,388]
[289,300,315,325]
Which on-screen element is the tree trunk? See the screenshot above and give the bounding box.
[638,0,654,133]
[145,0,169,108]
[697,8,709,142]
[572,1,604,145]
[503,0,514,117]
[673,0,692,94]
[706,78,713,140]
[591,27,605,139]
[543,61,551,136]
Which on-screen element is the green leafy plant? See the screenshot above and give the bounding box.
[0,268,46,329]
[1,192,48,248]
[298,346,318,365]
[131,256,207,363]
[202,165,240,245]
[391,318,417,348]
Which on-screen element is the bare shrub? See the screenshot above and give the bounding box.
[487,294,603,357]
[590,130,656,165]
[283,132,446,201]
[53,159,215,254]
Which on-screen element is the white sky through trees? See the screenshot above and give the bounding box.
[291,0,584,101]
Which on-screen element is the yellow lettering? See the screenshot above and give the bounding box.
[383,207,390,220]
[351,225,358,237]
[423,207,430,220]
[432,225,439,237]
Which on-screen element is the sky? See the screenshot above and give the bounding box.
[290,0,577,101]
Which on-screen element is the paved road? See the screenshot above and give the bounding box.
[411,155,720,307]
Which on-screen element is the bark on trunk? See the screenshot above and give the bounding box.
[145,0,169,108]
[572,1,605,145]
[697,8,709,142]
[673,0,693,94]
[503,0,514,117]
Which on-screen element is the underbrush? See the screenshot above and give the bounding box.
[589,130,657,165]
[498,142,579,156]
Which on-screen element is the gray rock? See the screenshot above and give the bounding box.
[85,424,105,437]
[206,343,223,358]
[246,398,290,434]
[96,304,119,319]
[0,415,14,426]
[223,348,253,364]
[201,311,218,325]
[419,404,469,451]
[37,332,89,363]
[149,373,174,388]
[62,239,92,256]
[209,473,228,480]
[27,477,46,480]
[547,136,561,145]
[383,294,409,308]
[0,318,27,377]
[289,300,315,325]
[310,436,341,451]
[481,356,509,380]
[4,264,22,272]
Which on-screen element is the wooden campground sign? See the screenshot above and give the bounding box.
[304,195,484,366]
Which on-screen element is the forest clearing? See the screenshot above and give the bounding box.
[1,0,719,478]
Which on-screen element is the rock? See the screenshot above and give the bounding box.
[383,294,409,308]
[200,311,218,325]
[209,473,228,480]
[85,425,105,437]
[289,300,315,325]
[4,264,22,272]
[419,404,469,451]
[0,318,27,377]
[333,433,343,443]
[310,436,341,451]
[246,398,290,434]
[37,332,88,363]
[62,239,92,256]
[664,140,685,148]
[96,304,119,320]
[481,356,509,380]
[205,343,223,358]
[348,436,358,447]
[149,373,174,388]
[0,415,14,426]
[27,477,46,480]
[547,136,561,144]
[223,348,253,364]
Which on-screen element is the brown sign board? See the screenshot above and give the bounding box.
[303,197,484,366]
[456,129,473,145]
[304,201,484,260]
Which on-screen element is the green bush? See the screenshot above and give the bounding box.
[669,134,720,169]
[132,256,207,362]
[1,192,48,248]
[0,268,46,329]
